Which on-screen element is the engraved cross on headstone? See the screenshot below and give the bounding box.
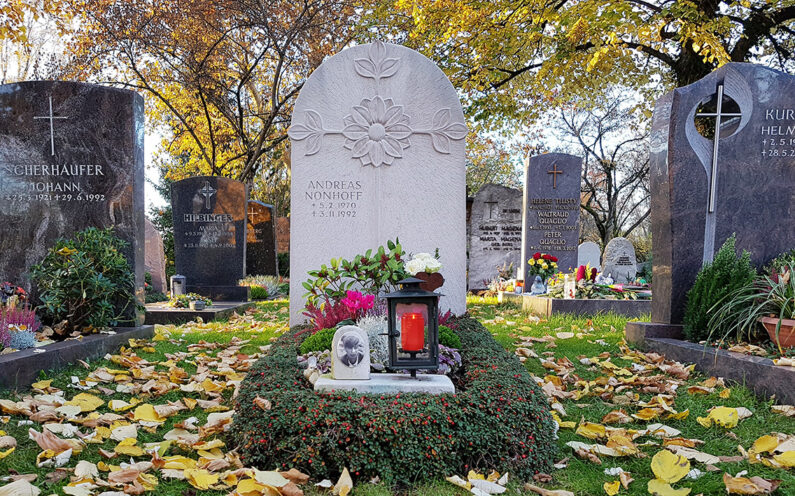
[33,96,68,156]
[248,205,261,223]
[695,84,742,214]
[547,163,563,189]
[199,181,216,209]
[484,199,498,219]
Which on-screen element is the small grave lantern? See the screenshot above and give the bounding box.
[384,277,440,377]
[170,274,186,298]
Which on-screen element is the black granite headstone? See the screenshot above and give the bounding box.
[650,63,795,324]
[520,153,582,286]
[246,200,278,276]
[0,81,145,325]
[171,176,248,301]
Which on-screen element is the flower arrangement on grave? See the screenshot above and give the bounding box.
[707,250,795,350]
[546,264,652,300]
[167,292,213,309]
[302,239,408,329]
[405,251,444,291]
[526,252,559,283]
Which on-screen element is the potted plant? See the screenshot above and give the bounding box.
[708,261,795,350]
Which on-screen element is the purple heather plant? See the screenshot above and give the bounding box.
[1,305,41,350]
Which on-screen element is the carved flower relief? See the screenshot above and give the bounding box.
[342,96,411,167]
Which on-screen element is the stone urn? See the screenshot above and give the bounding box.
[190,300,206,311]
[760,317,795,348]
[414,272,444,292]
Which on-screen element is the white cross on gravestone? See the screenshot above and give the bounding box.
[248,205,261,222]
[693,83,744,263]
[199,181,216,209]
[33,96,68,156]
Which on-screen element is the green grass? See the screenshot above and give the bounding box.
[0,297,793,495]
[468,296,795,495]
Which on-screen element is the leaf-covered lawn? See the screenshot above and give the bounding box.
[0,298,793,495]
[469,296,795,495]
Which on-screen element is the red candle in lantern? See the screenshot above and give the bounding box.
[401,312,425,351]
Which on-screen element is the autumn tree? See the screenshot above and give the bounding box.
[58,0,355,183]
[545,91,650,247]
[365,0,795,126]
[465,134,528,196]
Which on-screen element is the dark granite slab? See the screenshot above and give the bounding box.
[625,321,684,345]
[184,285,249,302]
[650,63,795,324]
[641,337,795,404]
[0,81,145,324]
[171,176,247,300]
[246,200,278,276]
[144,301,255,325]
[500,292,651,318]
[0,325,153,390]
[521,153,582,282]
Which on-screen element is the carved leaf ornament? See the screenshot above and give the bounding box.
[288,40,468,167]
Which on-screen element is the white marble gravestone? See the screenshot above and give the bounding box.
[288,41,467,324]
[577,241,601,271]
[601,237,637,284]
[330,325,370,380]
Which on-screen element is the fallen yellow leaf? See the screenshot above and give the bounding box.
[114,438,144,457]
[65,393,104,413]
[647,479,691,496]
[650,450,690,484]
[333,467,353,496]
[697,406,739,428]
[185,469,218,490]
[604,480,620,495]
[132,404,165,424]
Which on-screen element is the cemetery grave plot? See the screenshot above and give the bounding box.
[468,183,523,291]
[625,63,794,402]
[0,300,792,496]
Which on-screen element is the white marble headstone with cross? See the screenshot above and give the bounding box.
[288,41,467,324]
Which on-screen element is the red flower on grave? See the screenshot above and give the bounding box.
[533,253,541,260]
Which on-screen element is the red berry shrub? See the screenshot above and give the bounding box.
[232,318,557,485]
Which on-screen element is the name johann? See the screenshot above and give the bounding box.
[183,213,234,222]
[2,164,104,176]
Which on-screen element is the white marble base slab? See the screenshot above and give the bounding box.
[314,373,455,395]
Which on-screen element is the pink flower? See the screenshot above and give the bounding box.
[340,291,375,318]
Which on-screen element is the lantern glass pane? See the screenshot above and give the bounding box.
[395,301,431,359]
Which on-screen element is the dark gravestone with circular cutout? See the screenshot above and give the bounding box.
[650,63,795,324]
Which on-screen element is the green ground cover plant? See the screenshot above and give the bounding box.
[232,317,558,486]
